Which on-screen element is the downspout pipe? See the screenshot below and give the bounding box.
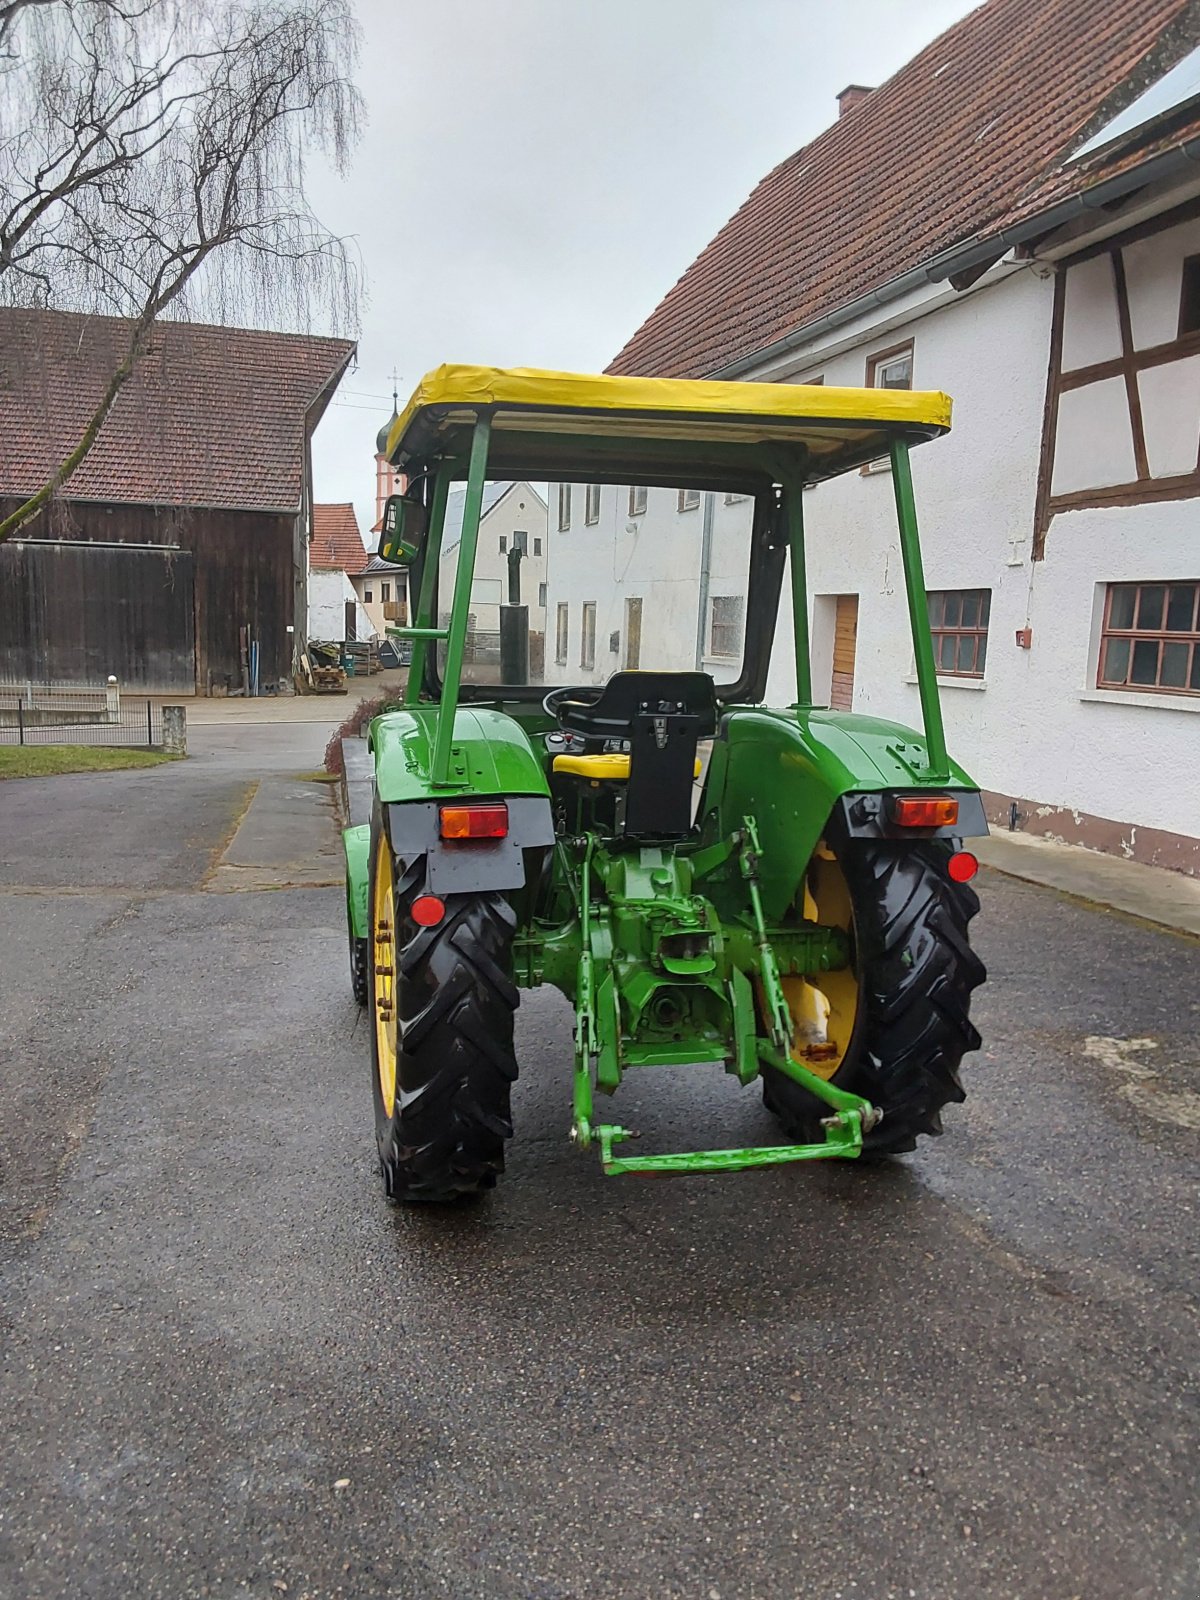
[694,490,715,669]
[711,135,1200,381]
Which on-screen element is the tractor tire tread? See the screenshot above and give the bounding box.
[763,838,984,1156]
[378,886,518,1203]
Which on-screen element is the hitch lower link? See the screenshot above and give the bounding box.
[569,818,882,1177]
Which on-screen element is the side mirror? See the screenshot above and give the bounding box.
[378,493,427,565]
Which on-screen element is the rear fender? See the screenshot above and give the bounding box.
[703,707,987,921]
[369,705,554,896]
[343,823,370,940]
[369,705,551,803]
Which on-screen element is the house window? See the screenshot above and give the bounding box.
[381,582,391,603]
[580,601,596,670]
[927,589,990,676]
[585,484,602,524]
[1180,257,1200,337]
[868,343,913,390]
[364,588,373,604]
[538,582,547,607]
[678,488,701,512]
[724,492,749,504]
[709,595,744,658]
[628,485,647,517]
[557,484,572,530]
[1098,581,1200,694]
[555,603,569,664]
[534,536,542,556]
[514,529,528,554]
[499,535,507,553]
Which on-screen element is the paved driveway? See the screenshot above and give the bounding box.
[1,722,1196,1600]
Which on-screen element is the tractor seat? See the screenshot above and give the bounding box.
[552,752,702,783]
[553,672,717,838]
[554,670,718,745]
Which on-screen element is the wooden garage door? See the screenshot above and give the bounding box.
[830,594,858,711]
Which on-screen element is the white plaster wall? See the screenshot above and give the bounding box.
[1124,213,1200,349]
[1138,354,1200,476]
[541,485,752,686]
[353,573,402,637]
[308,568,371,642]
[1002,499,1200,839]
[1052,378,1137,493]
[757,267,1199,839]
[1060,253,1122,369]
[440,483,548,633]
[535,258,1198,842]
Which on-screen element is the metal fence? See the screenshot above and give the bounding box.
[0,685,165,748]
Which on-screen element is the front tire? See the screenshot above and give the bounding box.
[762,835,985,1154]
[369,815,519,1202]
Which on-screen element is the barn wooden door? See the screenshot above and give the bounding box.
[830,594,858,710]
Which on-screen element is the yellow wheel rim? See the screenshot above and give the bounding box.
[782,842,860,1082]
[372,840,398,1118]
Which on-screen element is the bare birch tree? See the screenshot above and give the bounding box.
[0,0,362,541]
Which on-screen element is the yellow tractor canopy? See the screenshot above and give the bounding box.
[381,364,952,489]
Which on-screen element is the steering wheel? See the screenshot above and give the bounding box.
[542,684,603,721]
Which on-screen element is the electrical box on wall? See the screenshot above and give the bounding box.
[1015,627,1032,649]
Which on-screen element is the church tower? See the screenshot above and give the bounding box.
[373,380,403,531]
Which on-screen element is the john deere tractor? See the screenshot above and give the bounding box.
[343,365,986,1201]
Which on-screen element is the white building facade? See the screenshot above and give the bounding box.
[589,11,1200,875]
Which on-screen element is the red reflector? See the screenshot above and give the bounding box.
[411,894,446,926]
[892,795,959,828]
[439,801,509,840]
[948,851,978,883]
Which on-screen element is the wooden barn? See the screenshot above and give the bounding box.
[0,309,354,694]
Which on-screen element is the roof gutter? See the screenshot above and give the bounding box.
[711,134,1200,381]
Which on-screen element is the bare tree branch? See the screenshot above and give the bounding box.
[0,0,362,542]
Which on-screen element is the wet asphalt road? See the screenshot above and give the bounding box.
[0,721,1197,1600]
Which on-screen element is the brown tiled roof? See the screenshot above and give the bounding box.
[311,502,369,573]
[608,0,1197,378]
[0,308,355,511]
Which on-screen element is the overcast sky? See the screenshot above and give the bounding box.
[307,0,976,540]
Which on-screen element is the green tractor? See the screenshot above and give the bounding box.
[343,365,986,1200]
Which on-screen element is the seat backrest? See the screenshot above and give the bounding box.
[557,672,717,744]
[558,673,716,839]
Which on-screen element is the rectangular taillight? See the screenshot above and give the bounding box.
[439,801,509,840]
[892,795,959,828]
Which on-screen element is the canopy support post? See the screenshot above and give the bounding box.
[431,414,491,786]
[890,438,948,779]
[782,477,812,707]
[404,466,451,709]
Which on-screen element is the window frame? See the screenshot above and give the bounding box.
[708,594,745,660]
[678,487,701,513]
[557,483,572,531]
[555,602,569,665]
[1097,579,1200,696]
[1179,255,1200,337]
[585,484,602,525]
[498,535,507,554]
[364,587,373,604]
[628,485,648,517]
[580,601,597,671]
[533,536,542,556]
[927,588,991,678]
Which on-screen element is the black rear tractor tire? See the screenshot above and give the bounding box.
[762,836,985,1155]
[369,825,519,1202]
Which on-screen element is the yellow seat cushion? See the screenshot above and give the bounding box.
[552,753,701,781]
